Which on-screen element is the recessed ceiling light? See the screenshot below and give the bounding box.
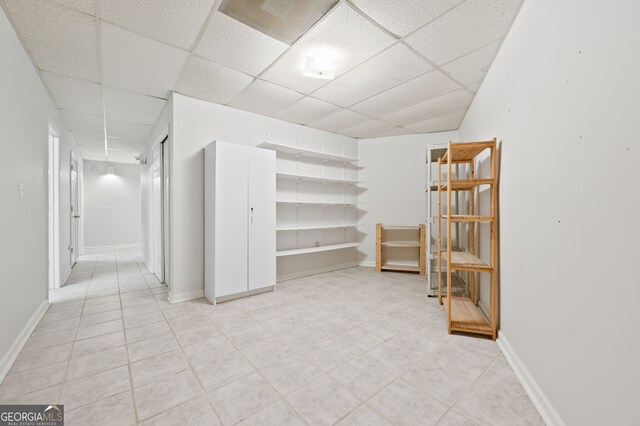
[303,49,339,80]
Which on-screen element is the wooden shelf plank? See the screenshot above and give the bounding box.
[381,263,420,272]
[441,140,495,162]
[382,241,420,247]
[259,141,358,163]
[442,215,494,223]
[276,242,358,257]
[440,251,492,271]
[276,172,359,184]
[277,224,357,231]
[443,296,493,334]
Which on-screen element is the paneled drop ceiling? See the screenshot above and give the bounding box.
[1,0,523,163]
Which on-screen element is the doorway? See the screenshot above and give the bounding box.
[48,127,60,291]
[151,136,168,283]
[70,152,79,267]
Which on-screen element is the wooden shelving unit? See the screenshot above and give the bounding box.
[376,224,426,275]
[438,139,498,339]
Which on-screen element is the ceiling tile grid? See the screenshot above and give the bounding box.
[404,0,524,65]
[349,0,464,37]
[350,70,459,118]
[261,3,396,94]
[3,0,100,82]
[2,0,524,153]
[312,43,431,108]
[229,79,304,117]
[100,0,215,50]
[174,56,254,105]
[41,71,104,116]
[274,97,341,125]
[101,23,189,99]
[195,12,289,76]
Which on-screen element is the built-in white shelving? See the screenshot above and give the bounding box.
[276,242,359,257]
[276,172,359,184]
[259,141,358,163]
[276,200,358,206]
[260,138,359,276]
[277,224,357,232]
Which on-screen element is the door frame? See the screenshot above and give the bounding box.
[48,125,60,291]
[150,132,170,286]
[69,151,79,267]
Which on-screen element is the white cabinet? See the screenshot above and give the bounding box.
[204,140,276,303]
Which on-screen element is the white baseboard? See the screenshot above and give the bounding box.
[497,332,565,426]
[277,262,358,282]
[0,300,49,383]
[358,261,375,268]
[140,255,152,273]
[83,244,140,255]
[168,289,204,304]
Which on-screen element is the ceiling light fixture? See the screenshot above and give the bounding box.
[303,49,339,80]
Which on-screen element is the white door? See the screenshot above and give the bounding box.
[70,154,79,266]
[248,148,276,291]
[214,142,249,297]
[152,141,163,281]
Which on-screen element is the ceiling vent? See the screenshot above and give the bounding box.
[219,0,338,44]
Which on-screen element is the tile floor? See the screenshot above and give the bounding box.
[0,249,543,425]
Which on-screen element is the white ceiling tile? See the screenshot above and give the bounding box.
[107,137,144,151]
[101,23,189,98]
[373,126,415,138]
[52,0,95,15]
[351,0,462,37]
[340,119,397,138]
[306,109,370,132]
[71,132,104,147]
[106,119,153,142]
[350,70,459,117]
[3,0,100,82]
[229,79,304,117]
[404,107,467,133]
[404,0,523,65]
[79,145,107,162]
[382,89,473,126]
[100,0,215,49]
[41,71,103,116]
[466,82,482,93]
[104,87,166,125]
[262,3,395,94]
[274,97,340,125]
[196,13,289,76]
[313,44,430,107]
[62,110,104,137]
[174,56,254,105]
[107,149,140,164]
[441,41,501,86]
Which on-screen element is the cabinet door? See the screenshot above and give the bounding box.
[248,148,276,290]
[214,142,249,297]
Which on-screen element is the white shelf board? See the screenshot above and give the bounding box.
[276,172,360,185]
[277,224,357,231]
[277,200,358,206]
[259,141,358,163]
[276,242,359,257]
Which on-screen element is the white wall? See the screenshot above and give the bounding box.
[357,132,458,264]
[458,0,640,424]
[0,5,80,378]
[153,93,358,300]
[83,160,141,249]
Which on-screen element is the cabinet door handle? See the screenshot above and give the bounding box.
[250,207,254,223]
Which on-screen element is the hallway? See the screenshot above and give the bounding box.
[0,250,541,425]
